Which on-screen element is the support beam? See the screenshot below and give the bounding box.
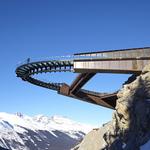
[70,73,96,94]
[75,90,117,109]
[59,84,117,109]
[59,73,117,109]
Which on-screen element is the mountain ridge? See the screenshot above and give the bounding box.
[0,112,94,150]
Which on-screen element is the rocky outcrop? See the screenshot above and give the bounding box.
[73,63,150,150]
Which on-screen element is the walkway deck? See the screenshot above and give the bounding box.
[16,47,150,109]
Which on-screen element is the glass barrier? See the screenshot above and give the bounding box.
[16,49,150,67]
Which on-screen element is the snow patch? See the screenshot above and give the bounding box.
[0,112,95,149]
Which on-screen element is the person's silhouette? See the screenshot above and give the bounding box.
[27,58,30,63]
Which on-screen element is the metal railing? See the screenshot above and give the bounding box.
[16,48,150,67]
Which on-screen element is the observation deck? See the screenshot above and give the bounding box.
[16,47,150,109]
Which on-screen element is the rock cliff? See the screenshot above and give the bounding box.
[72,64,150,150]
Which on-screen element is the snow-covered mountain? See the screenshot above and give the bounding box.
[0,112,94,150]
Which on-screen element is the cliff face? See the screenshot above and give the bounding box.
[73,64,150,150]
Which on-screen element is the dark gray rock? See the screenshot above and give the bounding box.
[0,147,9,150]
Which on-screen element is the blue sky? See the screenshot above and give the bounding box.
[0,0,150,125]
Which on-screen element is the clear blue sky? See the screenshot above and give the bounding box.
[0,0,150,126]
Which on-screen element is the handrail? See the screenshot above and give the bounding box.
[17,48,150,67]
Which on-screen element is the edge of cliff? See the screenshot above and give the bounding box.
[72,63,150,150]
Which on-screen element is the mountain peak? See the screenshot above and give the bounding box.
[15,112,23,118]
[0,112,94,150]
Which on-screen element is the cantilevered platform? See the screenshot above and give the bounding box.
[16,47,150,109]
[74,47,150,73]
